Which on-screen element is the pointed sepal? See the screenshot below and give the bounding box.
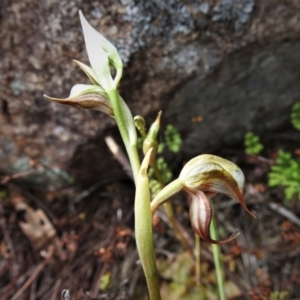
[44,84,113,115]
[73,60,100,86]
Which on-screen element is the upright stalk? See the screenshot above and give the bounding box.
[209,201,226,300]
[195,233,201,286]
[135,151,161,300]
[108,89,160,299]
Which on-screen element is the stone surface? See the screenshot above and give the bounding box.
[0,0,300,182]
[168,41,300,155]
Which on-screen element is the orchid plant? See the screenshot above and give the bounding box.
[45,11,255,300]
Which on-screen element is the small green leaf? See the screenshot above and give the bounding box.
[291,102,300,131]
[99,272,111,291]
[268,150,300,201]
[244,132,264,155]
[165,125,182,153]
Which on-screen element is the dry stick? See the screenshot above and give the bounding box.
[29,277,37,300]
[50,278,62,300]
[91,263,109,298]
[105,136,133,179]
[91,225,118,298]
[11,256,50,300]
[218,196,300,228]
[0,169,37,184]
[268,202,300,227]
[0,204,15,258]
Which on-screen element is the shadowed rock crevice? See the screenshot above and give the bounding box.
[166,41,300,155]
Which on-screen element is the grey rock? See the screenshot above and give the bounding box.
[213,0,256,30]
[0,0,300,183]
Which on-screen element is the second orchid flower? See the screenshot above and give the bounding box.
[151,154,256,244]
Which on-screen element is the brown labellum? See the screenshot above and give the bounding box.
[187,188,240,244]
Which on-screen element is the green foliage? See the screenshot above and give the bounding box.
[268,150,300,201]
[99,272,111,291]
[137,123,182,154]
[156,157,173,183]
[158,252,205,300]
[267,103,300,202]
[158,252,240,300]
[148,179,161,197]
[148,157,173,196]
[164,124,182,153]
[244,131,264,155]
[290,102,300,131]
[269,290,288,300]
[0,190,10,202]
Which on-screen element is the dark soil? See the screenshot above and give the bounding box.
[1,129,300,300]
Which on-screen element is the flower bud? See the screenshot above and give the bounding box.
[143,111,162,164]
[134,116,147,138]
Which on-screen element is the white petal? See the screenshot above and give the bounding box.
[79,11,114,91]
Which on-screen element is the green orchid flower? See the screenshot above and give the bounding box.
[44,10,124,115]
[151,154,256,244]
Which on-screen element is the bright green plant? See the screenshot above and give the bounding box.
[290,102,300,130]
[269,290,288,300]
[45,11,255,300]
[267,103,300,201]
[244,131,264,155]
[268,150,300,201]
[148,157,173,196]
[164,124,182,153]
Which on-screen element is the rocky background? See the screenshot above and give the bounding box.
[1,0,300,183]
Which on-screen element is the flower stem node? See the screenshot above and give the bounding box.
[151,154,256,244]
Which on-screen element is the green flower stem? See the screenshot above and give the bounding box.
[151,179,183,213]
[209,201,226,300]
[135,151,161,300]
[107,89,140,183]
